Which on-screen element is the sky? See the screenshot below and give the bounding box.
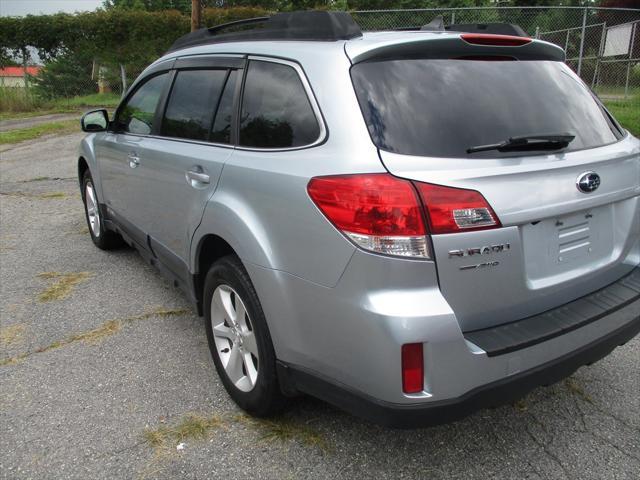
[0,0,103,17]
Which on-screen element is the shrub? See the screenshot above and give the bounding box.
[33,53,96,100]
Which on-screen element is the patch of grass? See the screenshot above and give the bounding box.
[0,191,68,199]
[54,92,121,109]
[564,378,593,404]
[0,87,120,119]
[235,414,328,451]
[0,307,189,367]
[0,119,78,145]
[513,398,528,412]
[143,413,223,451]
[603,96,640,137]
[22,176,52,182]
[37,271,92,302]
[0,324,25,346]
[39,192,67,199]
[0,86,43,113]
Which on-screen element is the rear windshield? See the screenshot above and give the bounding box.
[350,59,622,158]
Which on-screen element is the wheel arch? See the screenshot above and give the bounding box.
[78,156,89,187]
[192,233,237,316]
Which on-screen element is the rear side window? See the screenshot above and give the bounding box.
[239,60,320,149]
[351,59,622,158]
[118,73,169,135]
[162,69,227,141]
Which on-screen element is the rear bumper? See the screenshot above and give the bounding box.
[278,300,640,428]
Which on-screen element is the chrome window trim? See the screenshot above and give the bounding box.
[235,55,328,152]
[105,130,236,151]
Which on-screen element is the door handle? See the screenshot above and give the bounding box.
[127,152,140,169]
[186,169,210,187]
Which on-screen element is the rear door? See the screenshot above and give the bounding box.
[349,47,640,331]
[132,56,243,281]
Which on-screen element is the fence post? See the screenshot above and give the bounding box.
[592,22,607,89]
[577,6,588,77]
[120,64,127,98]
[535,26,540,39]
[624,21,637,99]
[451,11,455,25]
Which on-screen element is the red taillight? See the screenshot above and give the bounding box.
[461,33,532,47]
[402,343,424,394]
[307,174,501,254]
[307,174,429,258]
[414,182,500,235]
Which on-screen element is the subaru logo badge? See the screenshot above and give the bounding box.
[576,171,600,193]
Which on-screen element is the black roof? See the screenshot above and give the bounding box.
[168,11,363,53]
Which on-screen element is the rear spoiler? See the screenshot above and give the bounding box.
[346,34,565,64]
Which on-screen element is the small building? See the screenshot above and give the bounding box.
[0,66,41,88]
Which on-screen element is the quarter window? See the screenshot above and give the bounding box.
[117,73,169,135]
[162,69,227,141]
[239,61,320,149]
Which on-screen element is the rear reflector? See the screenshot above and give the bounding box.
[402,343,424,394]
[307,174,430,258]
[461,33,532,47]
[413,182,500,234]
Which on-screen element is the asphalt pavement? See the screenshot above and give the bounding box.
[0,132,638,479]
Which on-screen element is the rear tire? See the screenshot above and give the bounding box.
[204,255,286,417]
[81,170,124,250]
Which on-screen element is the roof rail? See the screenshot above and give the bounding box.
[207,16,270,35]
[168,11,363,53]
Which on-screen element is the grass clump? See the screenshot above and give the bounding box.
[236,414,328,451]
[564,377,593,404]
[37,271,93,302]
[0,307,189,367]
[38,192,67,199]
[143,413,223,451]
[0,120,78,145]
[0,324,25,346]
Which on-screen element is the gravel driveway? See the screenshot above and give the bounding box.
[1,132,638,480]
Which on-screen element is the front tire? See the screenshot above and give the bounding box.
[204,255,286,416]
[81,170,123,250]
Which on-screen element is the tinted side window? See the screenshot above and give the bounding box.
[118,73,168,135]
[239,61,320,148]
[162,69,227,141]
[210,70,238,145]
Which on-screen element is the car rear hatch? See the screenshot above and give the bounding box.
[347,33,640,332]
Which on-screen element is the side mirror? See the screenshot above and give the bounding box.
[81,109,109,132]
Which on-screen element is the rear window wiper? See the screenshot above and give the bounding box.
[466,133,576,154]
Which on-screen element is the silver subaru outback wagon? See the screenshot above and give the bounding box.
[78,11,640,428]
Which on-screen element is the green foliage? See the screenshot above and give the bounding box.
[0,7,270,70]
[32,52,96,100]
[0,87,43,113]
[103,0,192,13]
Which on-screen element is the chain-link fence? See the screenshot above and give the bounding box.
[353,6,640,99]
